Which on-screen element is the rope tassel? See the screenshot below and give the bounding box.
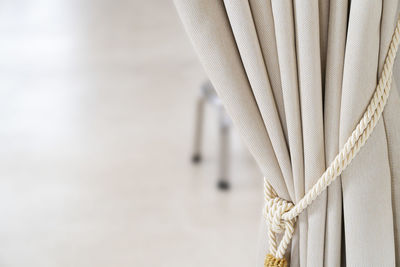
[264,254,287,267]
[263,15,400,265]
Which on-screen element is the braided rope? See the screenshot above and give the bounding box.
[264,16,400,260]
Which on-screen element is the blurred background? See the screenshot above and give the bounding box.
[0,0,263,266]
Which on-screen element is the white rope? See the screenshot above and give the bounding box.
[264,16,400,259]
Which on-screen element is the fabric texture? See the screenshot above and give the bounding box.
[174,1,400,266]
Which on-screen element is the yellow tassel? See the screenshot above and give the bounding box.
[264,254,288,267]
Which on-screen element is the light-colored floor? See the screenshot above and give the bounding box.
[0,1,263,266]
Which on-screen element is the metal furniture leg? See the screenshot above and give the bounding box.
[191,94,205,163]
[217,107,230,190]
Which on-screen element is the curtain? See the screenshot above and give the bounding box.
[174,1,400,266]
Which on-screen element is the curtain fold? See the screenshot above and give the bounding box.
[323,1,348,266]
[380,1,400,266]
[223,1,295,201]
[269,3,306,264]
[339,2,395,265]
[293,3,326,266]
[174,0,400,265]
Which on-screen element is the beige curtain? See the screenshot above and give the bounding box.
[174,1,400,266]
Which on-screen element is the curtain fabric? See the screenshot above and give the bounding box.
[174,1,400,266]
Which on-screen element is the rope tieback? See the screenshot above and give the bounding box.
[264,15,400,265]
[264,181,296,259]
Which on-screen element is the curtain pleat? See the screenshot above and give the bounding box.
[380,1,400,266]
[269,2,307,264]
[340,1,395,265]
[383,82,400,267]
[293,2,326,266]
[174,0,400,265]
[323,1,348,266]
[318,0,330,85]
[248,0,288,142]
[223,1,295,201]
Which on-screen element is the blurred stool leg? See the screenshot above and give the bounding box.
[217,108,230,190]
[191,94,205,163]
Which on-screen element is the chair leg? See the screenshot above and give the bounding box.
[191,95,205,163]
[217,108,230,190]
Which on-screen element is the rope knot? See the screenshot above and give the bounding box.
[266,197,294,233]
[264,179,296,259]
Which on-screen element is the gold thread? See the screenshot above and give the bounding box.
[264,254,288,267]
